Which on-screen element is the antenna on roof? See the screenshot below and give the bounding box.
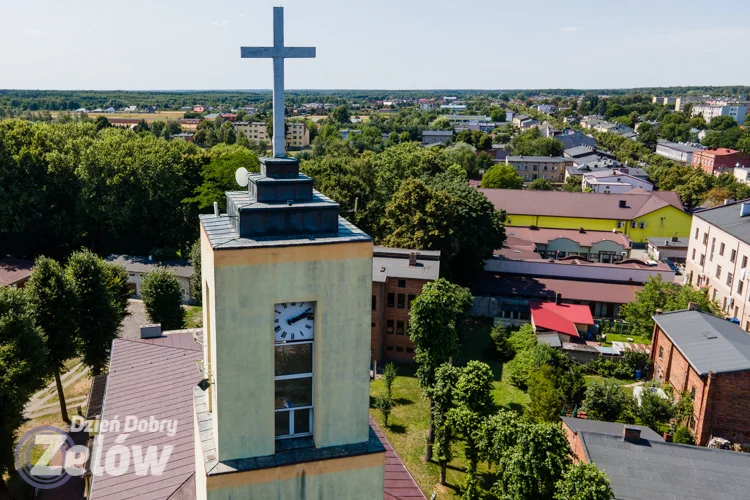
[235,167,249,187]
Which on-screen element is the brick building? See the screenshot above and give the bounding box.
[371,247,440,362]
[651,308,750,446]
[691,148,750,176]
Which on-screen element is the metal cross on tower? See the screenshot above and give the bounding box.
[241,7,316,158]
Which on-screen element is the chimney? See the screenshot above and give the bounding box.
[672,235,679,242]
[619,200,627,208]
[622,426,641,442]
[213,201,219,216]
[579,227,585,233]
[655,309,663,315]
[140,323,162,339]
[408,252,418,266]
[740,203,750,217]
[555,293,562,305]
[688,302,698,311]
[665,240,670,246]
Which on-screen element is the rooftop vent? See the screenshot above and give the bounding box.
[408,252,418,267]
[740,203,750,217]
[623,426,641,443]
[619,200,627,208]
[140,324,162,339]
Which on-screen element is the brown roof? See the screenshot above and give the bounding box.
[478,189,684,220]
[85,374,108,420]
[0,258,34,287]
[474,273,642,304]
[89,332,202,500]
[370,417,426,500]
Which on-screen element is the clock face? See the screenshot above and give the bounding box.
[274,301,315,342]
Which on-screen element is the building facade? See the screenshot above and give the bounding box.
[421,130,453,146]
[234,121,310,148]
[504,156,572,183]
[652,309,750,446]
[105,254,194,303]
[371,247,440,362]
[692,148,750,176]
[692,102,749,126]
[655,139,702,164]
[582,170,654,193]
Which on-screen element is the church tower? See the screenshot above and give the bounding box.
[192,9,384,500]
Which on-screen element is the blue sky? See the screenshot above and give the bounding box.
[1,0,749,90]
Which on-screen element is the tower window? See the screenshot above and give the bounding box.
[274,341,313,439]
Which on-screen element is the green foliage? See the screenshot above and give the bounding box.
[675,390,694,426]
[374,395,393,427]
[582,380,629,421]
[456,361,495,416]
[508,324,537,352]
[636,122,658,149]
[331,105,351,124]
[619,275,721,339]
[672,425,696,445]
[638,387,676,431]
[480,163,524,189]
[140,267,186,331]
[383,362,398,399]
[66,249,128,375]
[527,365,563,422]
[0,287,48,482]
[587,357,636,380]
[445,142,479,178]
[707,115,738,131]
[511,128,564,156]
[490,324,513,361]
[191,144,260,210]
[529,178,553,190]
[505,347,536,390]
[189,240,202,305]
[563,175,583,192]
[554,462,614,500]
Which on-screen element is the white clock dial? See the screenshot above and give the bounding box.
[274,301,315,342]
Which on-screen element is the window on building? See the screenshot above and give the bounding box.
[406,347,414,353]
[397,294,406,308]
[712,289,718,301]
[396,346,404,352]
[695,227,699,239]
[692,248,696,261]
[727,272,733,286]
[659,346,664,359]
[396,320,405,335]
[639,222,647,229]
[723,297,727,310]
[407,294,416,308]
[743,256,748,268]
[274,340,313,439]
[372,295,377,311]
[371,322,375,328]
[386,320,394,334]
[711,238,716,253]
[703,233,708,244]
[397,279,406,288]
[719,242,725,256]
[387,293,395,308]
[700,254,705,266]
[631,222,637,229]
[716,265,722,279]
[617,221,624,229]
[386,345,394,351]
[731,249,737,263]
[738,280,744,295]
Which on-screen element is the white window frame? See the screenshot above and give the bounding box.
[274,339,314,439]
[631,221,637,229]
[639,222,647,229]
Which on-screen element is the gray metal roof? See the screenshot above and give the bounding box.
[105,254,193,278]
[372,246,440,283]
[537,333,562,348]
[506,155,568,163]
[580,432,750,500]
[694,200,750,244]
[652,310,750,375]
[422,130,453,136]
[656,139,702,154]
[646,237,689,248]
[561,417,663,442]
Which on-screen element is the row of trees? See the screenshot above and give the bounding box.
[1,250,129,492]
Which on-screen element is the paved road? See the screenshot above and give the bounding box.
[120,299,149,339]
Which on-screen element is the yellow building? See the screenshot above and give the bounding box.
[479,188,693,244]
[234,120,310,148]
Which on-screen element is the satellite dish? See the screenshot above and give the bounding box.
[235,167,249,187]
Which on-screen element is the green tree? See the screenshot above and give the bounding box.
[490,108,506,122]
[554,462,614,500]
[26,256,78,423]
[582,380,629,421]
[563,175,583,192]
[529,178,553,190]
[480,163,524,189]
[708,115,738,131]
[528,365,563,422]
[399,131,410,143]
[141,267,186,330]
[476,151,495,174]
[95,115,111,131]
[637,122,658,149]
[428,363,460,485]
[672,426,696,445]
[0,287,48,491]
[408,278,473,462]
[189,240,202,305]
[490,324,513,360]
[638,387,676,431]
[192,144,260,210]
[619,275,721,339]
[456,361,495,416]
[445,142,479,178]
[374,395,393,427]
[331,105,351,124]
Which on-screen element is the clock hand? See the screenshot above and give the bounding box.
[287,308,312,325]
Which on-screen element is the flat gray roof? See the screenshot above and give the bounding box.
[646,237,689,248]
[656,139,702,154]
[105,255,193,278]
[506,155,568,163]
[580,431,750,499]
[561,416,663,442]
[653,310,750,375]
[422,130,453,136]
[372,246,440,282]
[694,200,750,244]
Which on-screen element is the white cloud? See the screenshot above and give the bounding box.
[558,26,578,32]
[212,20,228,27]
[25,28,46,35]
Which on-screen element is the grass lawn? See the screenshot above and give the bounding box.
[370,318,528,499]
[184,305,203,328]
[600,332,652,346]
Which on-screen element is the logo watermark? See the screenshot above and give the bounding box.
[15,416,178,489]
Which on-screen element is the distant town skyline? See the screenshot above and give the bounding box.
[2,0,749,90]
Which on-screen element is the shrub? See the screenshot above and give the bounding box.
[490,325,513,360]
[508,324,537,353]
[140,267,186,330]
[582,380,629,421]
[506,349,535,390]
[672,426,695,445]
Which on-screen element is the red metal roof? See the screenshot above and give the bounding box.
[370,416,426,500]
[531,301,593,337]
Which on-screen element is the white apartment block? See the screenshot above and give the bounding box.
[655,140,703,164]
[234,121,310,148]
[685,201,750,331]
[692,102,749,126]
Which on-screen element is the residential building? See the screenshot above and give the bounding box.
[655,140,703,164]
[105,254,194,303]
[172,132,195,142]
[674,96,704,112]
[594,121,634,136]
[489,143,510,161]
[371,247,440,362]
[445,114,491,126]
[107,118,139,129]
[652,308,750,446]
[504,155,572,183]
[647,236,689,263]
[536,104,554,114]
[0,258,34,288]
[555,131,596,150]
[564,145,617,163]
[692,101,749,126]
[123,105,138,113]
[193,105,206,112]
[494,226,633,263]
[339,128,361,140]
[561,416,750,500]
[178,118,201,131]
[535,121,560,137]
[479,188,691,244]
[512,114,538,129]
[684,200,750,323]
[103,107,116,113]
[652,96,676,105]
[439,103,467,110]
[218,113,238,122]
[567,164,648,182]
[582,169,654,193]
[421,130,453,146]
[234,121,310,148]
[734,166,750,185]
[692,148,750,176]
[530,298,594,343]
